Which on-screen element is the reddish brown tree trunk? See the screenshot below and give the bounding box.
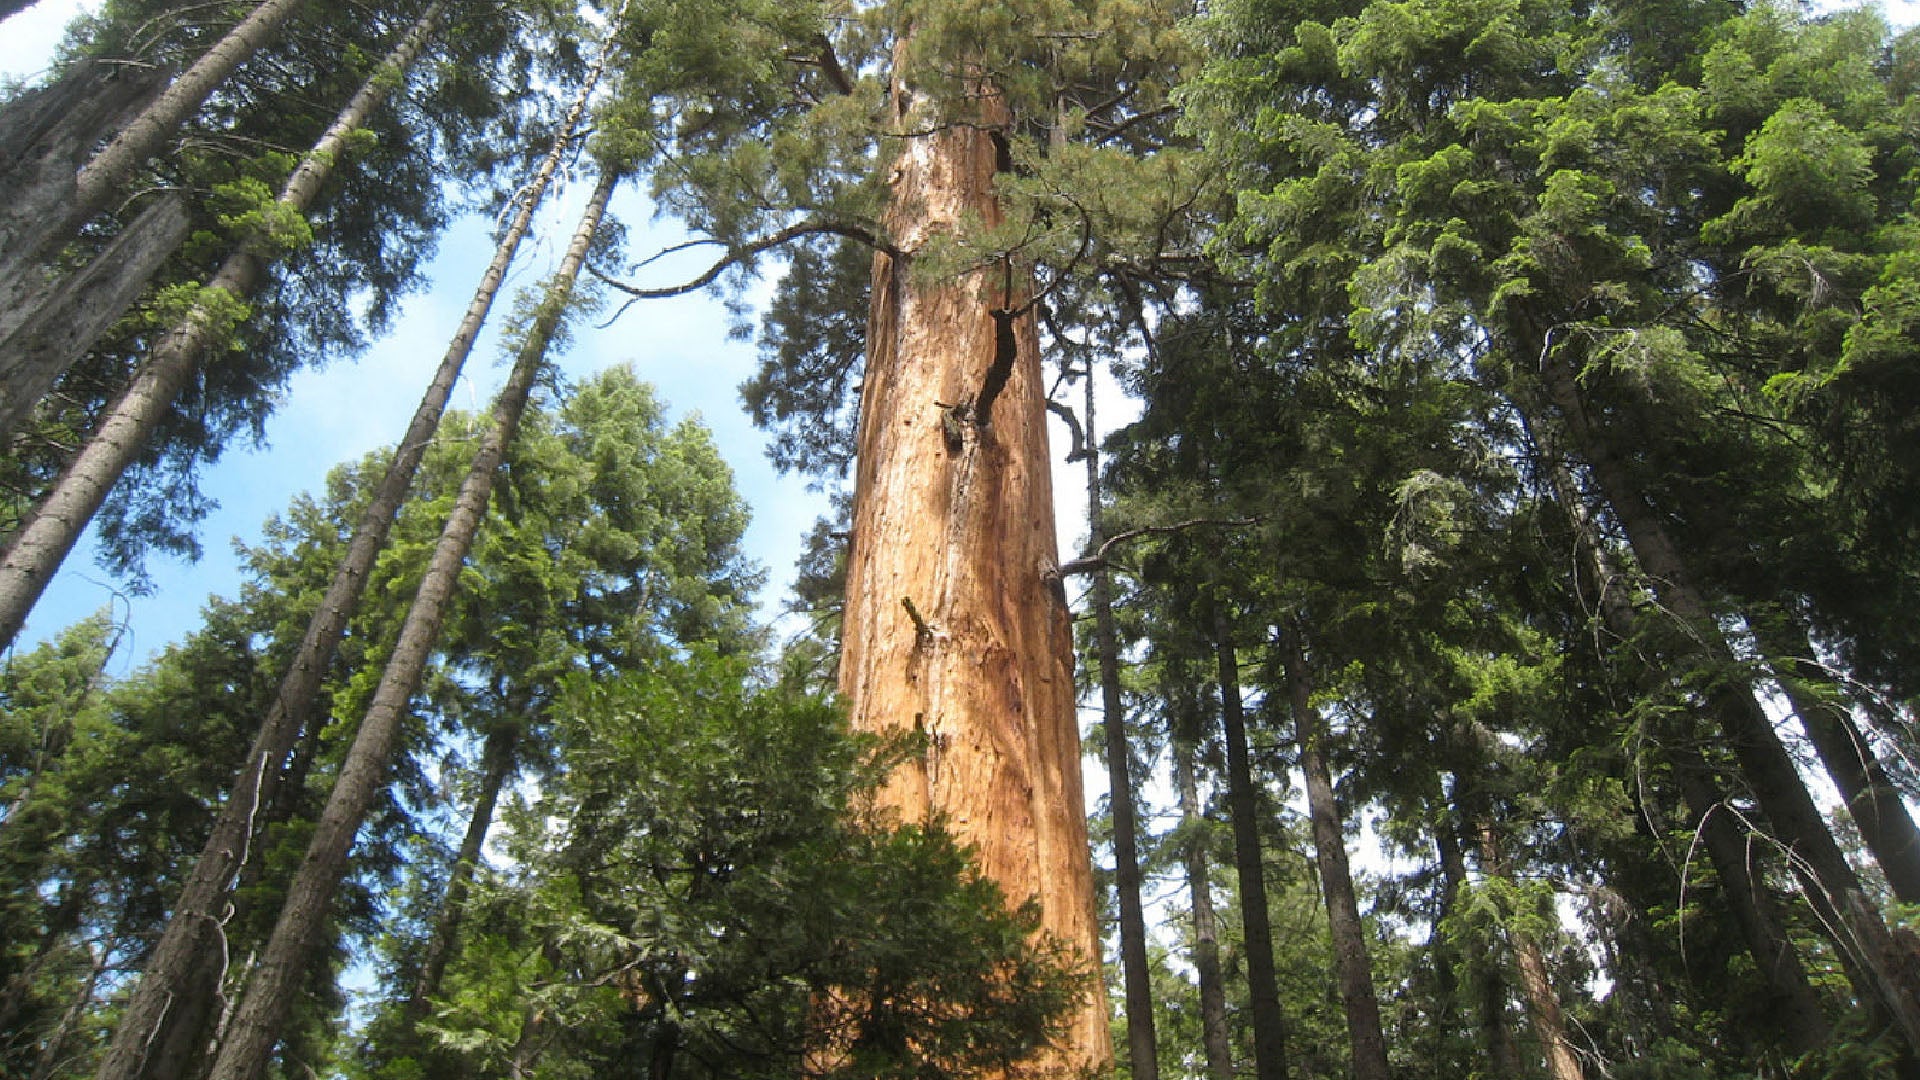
[835,46,1108,1076]
[1473,820,1584,1080]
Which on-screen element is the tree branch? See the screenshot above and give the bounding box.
[588,220,902,325]
[1060,516,1261,576]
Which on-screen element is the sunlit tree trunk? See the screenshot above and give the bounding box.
[1472,818,1583,1080]
[835,36,1109,1075]
[202,164,622,1080]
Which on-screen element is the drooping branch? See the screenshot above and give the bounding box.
[589,219,901,325]
[1059,516,1260,576]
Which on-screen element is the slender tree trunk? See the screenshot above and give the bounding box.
[1171,702,1234,1080]
[1531,349,1920,1050]
[1080,370,1158,1080]
[1536,439,1832,1053]
[0,4,447,652]
[203,165,622,1080]
[1428,819,1479,1074]
[1754,616,1920,905]
[29,944,105,1080]
[1437,815,1524,1077]
[1472,818,1584,1080]
[405,720,520,1019]
[834,35,1108,1077]
[1278,625,1389,1080]
[0,0,314,345]
[1211,615,1289,1080]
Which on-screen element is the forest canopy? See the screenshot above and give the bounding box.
[1,0,1919,1078]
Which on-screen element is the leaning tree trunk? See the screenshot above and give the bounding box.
[0,0,315,381]
[833,34,1109,1078]
[1278,625,1389,1080]
[1754,615,1920,906]
[405,719,520,1019]
[91,40,604,1078]
[202,165,623,1080]
[1080,368,1158,1080]
[0,4,447,653]
[1531,345,1920,1051]
[1537,439,1832,1054]
[0,194,192,449]
[1211,615,1290,1080]
[1170,692,1234,1080]
[1472,816,1584,1080]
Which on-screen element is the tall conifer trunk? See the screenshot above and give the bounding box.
[1472,819,1584,1080]
[835,37,1109,1075]
[0,4,448,651]
[1531,349,1920,1050]
[1278,626,1389,1080]
[0,0,317,426]
[203,165,623,1080]
[1538,441,1832,1053]
[1211,616,1290,1080]
[1170,692,1234,1080]
[1082,369,1158,1080]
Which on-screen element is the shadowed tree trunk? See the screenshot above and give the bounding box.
[0,0,316,384]
[1211,613,1289,1080]
[1754,615,1920,906]
[202,164,623,1080]
[1437,812,1525,1077]
[833,31,1109,1076]
[1170,685,1233,1080]
[1080,369,1157,1080]
[1278,624,1389,1080]
[1531,346,1920,1050]
[405,719,520,1019]
[0,4,449,651]
[1537,440,1833,1054]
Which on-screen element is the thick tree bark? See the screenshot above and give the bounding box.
[1170,703,1234,1080]
[1532,349,1920,1050]
[0,0,314,344]
[203,166,622,1080]
[0,193,191,446]
[405,720,520,1019]
[1538,442,1832,1053]
[0,5,447,652]
[1473,819,1584,1080]
[1278,626,1389,1080]
[1080,371,1158,1080]
[834,38,1109,1078]
[1211,616,1290,1080]
[1755,616,1920,905]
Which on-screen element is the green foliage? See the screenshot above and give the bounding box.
[398,653,1087,1080]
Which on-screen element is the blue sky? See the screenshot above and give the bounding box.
[3,2,852,669]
